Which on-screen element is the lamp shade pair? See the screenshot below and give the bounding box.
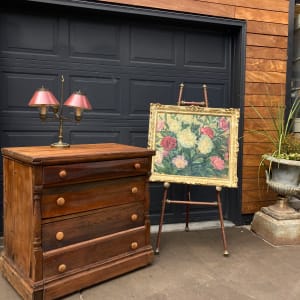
[28,87,92,110]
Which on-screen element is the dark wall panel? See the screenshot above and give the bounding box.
[0,2,239,234]
[130,26,175,64]
[70,20,121,60]
[184,31,228,68]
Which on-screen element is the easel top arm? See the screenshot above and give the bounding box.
[177,83,208,107]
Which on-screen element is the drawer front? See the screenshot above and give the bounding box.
[42,157,151,186]
[42,201,145,251]
[41,176,146,218]
[43,226,149,279]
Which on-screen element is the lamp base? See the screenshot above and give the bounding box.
[51,141,70,148]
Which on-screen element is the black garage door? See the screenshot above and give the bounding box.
[0,1,243,234]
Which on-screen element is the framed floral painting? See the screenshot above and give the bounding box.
[147,103,240,187]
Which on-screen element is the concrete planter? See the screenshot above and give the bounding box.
[251,155,300,245]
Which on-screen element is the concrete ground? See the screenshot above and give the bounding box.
[1,224,300,300]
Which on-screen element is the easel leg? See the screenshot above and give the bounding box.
[216,186,229,256]
[155,182,170,254]
[185,185,191,232]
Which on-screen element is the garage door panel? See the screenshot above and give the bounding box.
[70,75,121,115]
[129,131,149,148]
[184,30,229,69]
[1,13,58,56]
[69,128,149,146]
[2,128,122,147]
[2,131,56,147]
[129,79,175,115]
[70,131,121,145]
[130,26,175,65]
[2,72,58,111]
[203,82,228,107]
[69,19,121,61]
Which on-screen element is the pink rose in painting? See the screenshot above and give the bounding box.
[210,156,225,170]
[219,117,229,131]
[200,127,214,138]
[156,120,165,132]
[160,136,177,151]
[163,150,169,157]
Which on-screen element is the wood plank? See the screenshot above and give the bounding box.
[246,71,286,84]
[242,178,271,190]
[97,0,235,18]
[235,7,288,24]
[242,200,276,214]
[98,0,289,13]
[244,118,278,131]
[242,166,265,178]
[242,190,276,201]
[246,58,286,73]
[243,142,274,155]
[246,46,287,60]
[235,0,289,13]
[247,20,288,36]
[244,106,284,118]
[242,154,266,167]
[242,131,277,143]
[245,83,286,95]
[245,95,284,106]
[247,33,288,48]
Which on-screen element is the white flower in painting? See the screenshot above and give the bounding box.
[177,128,196,148]
[197,135,214,154]
[167,116,181,132]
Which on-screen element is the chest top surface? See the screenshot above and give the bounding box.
[1,143,155,165]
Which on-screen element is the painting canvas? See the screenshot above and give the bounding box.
[147,103,240,187]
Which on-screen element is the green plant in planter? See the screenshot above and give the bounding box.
[279,134,300,160]
[251,95,300,161]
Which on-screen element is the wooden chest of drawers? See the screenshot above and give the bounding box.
[0,143,155,300]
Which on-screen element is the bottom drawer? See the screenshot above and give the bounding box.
[43,226,149,279]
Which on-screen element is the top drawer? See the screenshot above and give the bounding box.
[42,157,151,186]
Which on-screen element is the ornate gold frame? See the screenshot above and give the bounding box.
[147,103,240,187]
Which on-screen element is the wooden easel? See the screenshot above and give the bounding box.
[155,83,229,256]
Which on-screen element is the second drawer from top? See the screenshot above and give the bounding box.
[41,176,147,218]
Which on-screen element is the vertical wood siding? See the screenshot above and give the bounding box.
[98,0,290,214]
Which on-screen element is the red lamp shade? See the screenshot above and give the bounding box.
[63,91,92,110]
[28,87,59,107]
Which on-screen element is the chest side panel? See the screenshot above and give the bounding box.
[3,158,35,278]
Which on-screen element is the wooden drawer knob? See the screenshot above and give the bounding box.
[56,197,65,206]
[134,163,141,169]
[131,213,138,222]
[58,264,67,273]
[56,231,64,241]
[59,169,67,178]
[131,242,138,250]
[131,187,138,194]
